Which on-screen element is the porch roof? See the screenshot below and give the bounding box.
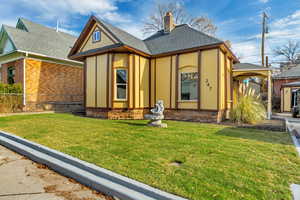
[233,63,271,78]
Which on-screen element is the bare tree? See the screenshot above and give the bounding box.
[273,40,300,64]
[143,1,217,36]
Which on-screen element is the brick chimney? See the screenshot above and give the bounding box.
[164,12,175,33]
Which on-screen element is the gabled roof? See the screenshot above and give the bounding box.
[274,65,300,79]
[1,18,77,61]
[144,24,222,55]
[69,16,234,60]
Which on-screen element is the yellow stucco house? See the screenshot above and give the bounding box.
[69,13,272,122]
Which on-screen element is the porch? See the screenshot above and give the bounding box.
[232,63,272,119]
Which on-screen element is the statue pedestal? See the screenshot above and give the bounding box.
[145,114,168,128]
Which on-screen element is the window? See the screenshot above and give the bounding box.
[7,67,15,84]
[92,30,101,42]
[116,69,127,100]
[180,72,198,101]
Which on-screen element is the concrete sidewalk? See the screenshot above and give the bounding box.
[0,145,108,200]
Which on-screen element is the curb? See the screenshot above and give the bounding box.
[0,130,188,200]
[284,119,300,200]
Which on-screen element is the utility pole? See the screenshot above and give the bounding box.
[261,12,269,67]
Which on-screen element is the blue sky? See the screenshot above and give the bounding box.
[1,0,300,65]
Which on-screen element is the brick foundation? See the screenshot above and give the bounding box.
[86,108,149,119]
[86,108,225,122]
[24,102,84,113]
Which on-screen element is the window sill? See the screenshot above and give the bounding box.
[114,99,127,102]
[178,100,198,103]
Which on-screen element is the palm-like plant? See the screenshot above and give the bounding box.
[230,84,266,124]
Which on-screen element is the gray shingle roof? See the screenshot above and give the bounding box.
[274,65,300,79]
[92,17,223,56]
[233,63,266,70]
[2,18,77,61]
[99,20,151,54]
[144,24,223,55]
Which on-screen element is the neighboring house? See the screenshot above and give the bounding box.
[273,65,300,112]
[280,81,300,112]
[68,13,271,122]
[0,18,83,111]
[273,65,300,98]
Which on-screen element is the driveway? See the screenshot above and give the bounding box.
[0,145,108,200]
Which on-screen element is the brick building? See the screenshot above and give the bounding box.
[0,18,83,111]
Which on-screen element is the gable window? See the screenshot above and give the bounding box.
[92,30,101,42]
[7,67,16,84]
[115,69,127,100]
[180,72,198,101]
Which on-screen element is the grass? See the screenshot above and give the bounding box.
[0,113,299,200]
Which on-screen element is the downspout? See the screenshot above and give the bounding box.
[23,52,28,106]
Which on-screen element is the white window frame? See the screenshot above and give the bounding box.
[115,68,128,101]
[179,71,199,102]
[92,30,101,42]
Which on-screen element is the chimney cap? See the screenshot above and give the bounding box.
[166,11,172,16]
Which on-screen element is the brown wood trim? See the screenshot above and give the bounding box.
[175,54,179,109]
[139,56,141,108]
[84,60,87,109]
[197,50,202,110]
[127,54,131,109]
[111,53,115,108]
[154,59,157,103]
[133,55,136,109]
[69,44,123,60]
[230,59,234,109]
[123,45,151,58]
[170,56,173,109]
[95,56,98,107]
[149,59,152,108]
[224,53,228,110]
[217,49,220,111]
[106,54,110,109]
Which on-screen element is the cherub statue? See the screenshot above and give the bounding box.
[151,100,164,115]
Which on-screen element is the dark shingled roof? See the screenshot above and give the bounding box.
[274,65,300,79]
[2,18,77,60]
[88,17,223,56]
[143,24,223,55]
[99,20,151,54]
[233,63,267,70]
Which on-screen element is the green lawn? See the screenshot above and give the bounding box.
[0,113,299,200]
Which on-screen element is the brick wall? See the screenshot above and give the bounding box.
[273,78,300,97]
[0,59,24,85]
[25,58,83,109]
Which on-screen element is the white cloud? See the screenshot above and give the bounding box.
[259,0,269,3]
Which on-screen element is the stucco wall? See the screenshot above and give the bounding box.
[85,48,231,114]
[80,24,116,53]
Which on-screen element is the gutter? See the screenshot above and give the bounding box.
[23,52,28,106]
[16,50,83,66]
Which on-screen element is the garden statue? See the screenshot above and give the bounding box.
[145,100,167,128]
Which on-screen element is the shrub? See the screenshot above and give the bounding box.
[230,84,266,124]
[0,83,23,113]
